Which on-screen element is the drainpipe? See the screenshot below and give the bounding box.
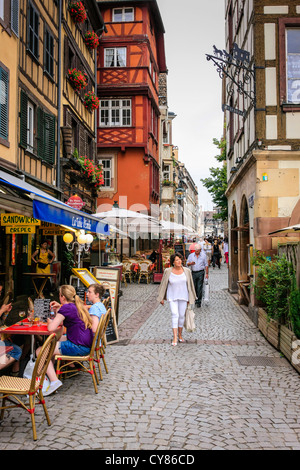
[56,0,62,192]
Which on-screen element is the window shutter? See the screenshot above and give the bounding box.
[37,107,44,158]
[19,89,28,148]
[11,0,19,37]
[44,113,55,164]
[0,67,8,140]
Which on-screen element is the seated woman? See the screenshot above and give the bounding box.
[36,285,94,396]
[0,303,22,372]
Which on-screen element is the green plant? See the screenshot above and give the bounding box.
[84,31,99,50]
[68,68,88,91]
[252,251,294,324]
[68,1,87,23]
[289,273,300,339]
[83,91,99,111]
[62,248,75,283]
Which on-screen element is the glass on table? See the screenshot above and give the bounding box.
[27,309,34,326]
[19,311,26,324]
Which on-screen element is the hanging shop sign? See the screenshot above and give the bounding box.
[5,226,36,234]
[1,213,40,226]
[41,221,65,236]
[66,195,85,211]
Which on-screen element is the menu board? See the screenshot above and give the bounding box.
[71,268,99,288]
[93,267,121,323]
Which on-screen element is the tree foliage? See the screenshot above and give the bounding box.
[200,137,228,221]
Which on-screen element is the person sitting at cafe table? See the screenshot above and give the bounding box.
[31,240,55,295]
[36,284,94,396]
[86,283,107,333]
[0,303,22,372]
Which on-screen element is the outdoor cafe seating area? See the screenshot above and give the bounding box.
[0,293,112,440]
[121,250,171,285]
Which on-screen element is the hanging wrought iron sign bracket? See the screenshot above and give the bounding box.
[206,43,261,111]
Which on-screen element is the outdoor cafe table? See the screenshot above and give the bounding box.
[23,273,56,299]
[1,319,61,355]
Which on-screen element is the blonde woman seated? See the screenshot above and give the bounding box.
[36,285,94,396]
[157,253,196,346]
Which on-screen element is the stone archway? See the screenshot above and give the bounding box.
[229,203,238,292]
[239,195,250,282]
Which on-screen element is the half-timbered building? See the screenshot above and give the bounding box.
[96,0,167,218]
[223,0,300,313]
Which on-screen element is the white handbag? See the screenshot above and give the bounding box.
[184,305,195,332]
[203,279,209,305]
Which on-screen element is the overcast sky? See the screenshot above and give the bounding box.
[157,0,225,211]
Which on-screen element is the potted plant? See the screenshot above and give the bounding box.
[67,68,88,91]
[83,91,99,111]
[84,31,99,50]
[76,155,104,188]
[68,1,87,23]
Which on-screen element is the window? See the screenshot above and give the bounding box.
[104,48,126,67]
[162,164,170,181]
[28,2,39,59]
[99,158,113,188]
[44,28,54,78]
[0,0,4,20]
[100,99,131,127]
[11,0,19,36]
[286,28,300,103]
[0,66,8,141]
[112,7,134,22]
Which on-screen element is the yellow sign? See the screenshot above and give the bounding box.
[41,221,61,229]
[6,226,36,234]
[42,229,65,236]
[1,213,40,226]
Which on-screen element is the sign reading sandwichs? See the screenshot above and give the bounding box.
[1,213,41,226]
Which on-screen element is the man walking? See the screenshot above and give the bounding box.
[187,243,209,308]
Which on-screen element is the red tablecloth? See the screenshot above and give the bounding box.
[2,319,56,336]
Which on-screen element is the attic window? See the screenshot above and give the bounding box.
[112,7,134,22]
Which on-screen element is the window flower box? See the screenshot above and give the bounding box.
[67,68,88,91]
[68,1,87,23]
[83,91,99,111]
[76,155,104,188]
[84,31,99,50]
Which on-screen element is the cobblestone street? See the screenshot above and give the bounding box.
[1,266,300,450]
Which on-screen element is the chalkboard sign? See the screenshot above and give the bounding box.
[105,315,118,344]
[174,243,185,260]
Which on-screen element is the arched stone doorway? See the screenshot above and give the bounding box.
[238,196,250,305]
[230,203,238,292]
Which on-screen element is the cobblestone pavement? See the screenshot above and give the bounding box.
[1,266,300,450]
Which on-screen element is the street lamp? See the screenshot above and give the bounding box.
[63,230,94,279]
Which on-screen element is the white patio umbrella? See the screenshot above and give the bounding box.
[93,208,162,258]
[269,223,300,235]
[160,220,193,234]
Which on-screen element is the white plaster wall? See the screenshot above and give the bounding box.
[264,23,276,60]
[278,196,300,217]
[286,113,300,139]
[266,115,278,139]
[265,68,277,106]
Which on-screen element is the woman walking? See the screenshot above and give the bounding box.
[157,253,196,346]
[212,239,221,269]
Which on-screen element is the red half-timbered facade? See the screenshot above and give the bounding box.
[96,0,166,212]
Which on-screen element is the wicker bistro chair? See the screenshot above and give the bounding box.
[0,333,57,441]
[54,313,108,394]
[138,262,152,284]
[94,308,111,380]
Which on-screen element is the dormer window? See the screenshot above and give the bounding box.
[112,7,134,22]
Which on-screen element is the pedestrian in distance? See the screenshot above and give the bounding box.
[157,253,196,346]
[223,237,229,266]
[36,284,94,396]
[186,244,209,308]
[212,239,222,269]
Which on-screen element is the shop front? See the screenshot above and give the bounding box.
[0,170,109,300]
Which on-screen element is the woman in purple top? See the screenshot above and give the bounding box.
[36,285,93,396]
